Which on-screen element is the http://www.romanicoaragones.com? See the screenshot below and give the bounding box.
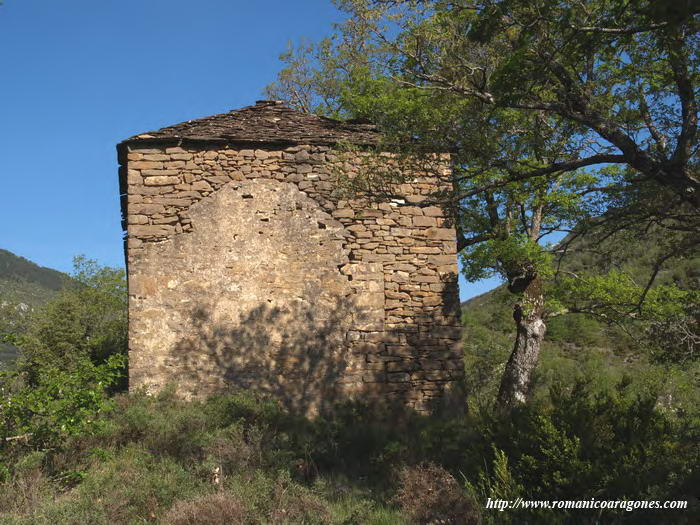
[486,497,688,513]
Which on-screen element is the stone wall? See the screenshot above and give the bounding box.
[119,142,463,414]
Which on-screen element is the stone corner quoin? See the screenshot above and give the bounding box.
[117,100,464,415]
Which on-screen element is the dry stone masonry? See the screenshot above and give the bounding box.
[118,101,463,415]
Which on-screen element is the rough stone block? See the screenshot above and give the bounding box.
[142,169,179,177]
[129,224,174,237]
[142,154,169,161]
[413,216,437,227]
[426,228,455,240]
[128,214,148,225]
[130,161,163,170]
[144,176,179,186]
[422,206,444,217]
[130,203,166,214]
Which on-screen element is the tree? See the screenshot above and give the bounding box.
[273,60,602,406]
[0,257,127,449]
[451,106,602,406]
[325,0,699,205]
[268,0,699,252]
[267,0,699,407]
[270,0,698,200]
[20,256,127,371]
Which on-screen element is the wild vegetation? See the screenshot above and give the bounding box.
[1,234,698,524]
[0,250,73,369]
[1,0,698,523]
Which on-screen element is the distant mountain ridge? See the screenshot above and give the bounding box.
[0,249,72,367]
[0,249,69,302]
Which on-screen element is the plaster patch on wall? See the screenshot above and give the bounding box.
[129,179,378,413]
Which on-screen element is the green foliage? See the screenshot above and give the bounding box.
[0,354,126,450]
[271,0,700,204]
[3,447,205,525]
[0,374,697,523]
[0,257,128,454]
[268,0,699,411]
[553,270,694,319]
[21,255,127,368]
[0,391,407,524]
[461,234,554,284]
[269,0,699,303]
[546,313,608,348]
[460,380,699,524]
[461,275,699,523]
[550,270,699,363]
[466,447,523,510]
[462,221,700,367]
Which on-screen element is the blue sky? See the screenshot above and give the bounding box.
[0,0,501,300]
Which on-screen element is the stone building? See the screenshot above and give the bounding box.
[117,100,463,414]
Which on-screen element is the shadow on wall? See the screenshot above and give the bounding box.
[169,294,360,416]
[166,271,465,417]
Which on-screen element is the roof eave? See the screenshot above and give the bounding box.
[117,135,379,150]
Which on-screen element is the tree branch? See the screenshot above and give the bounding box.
[569,22,670,34]
[665,31,698,169]
[454,154,626,199]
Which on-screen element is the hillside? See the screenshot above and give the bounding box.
[0,249,71,367]
[462,281,638,355]
[461,228,699,399]
[464,226,698,338]
[0,249,69,304]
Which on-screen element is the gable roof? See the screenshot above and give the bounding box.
[120,100,379,147]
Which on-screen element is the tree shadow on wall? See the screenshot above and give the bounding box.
[440,271,461,319]
[169,294,364,416]
[167,272,464,417]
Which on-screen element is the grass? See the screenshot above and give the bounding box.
[1,374,697,524]
[1,341,698,524]
[0,390,420,524]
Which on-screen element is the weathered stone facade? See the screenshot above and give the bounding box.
[118,101,463,414]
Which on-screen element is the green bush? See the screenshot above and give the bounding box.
[462,380,699,524]
[1,379,697,524]
[0,257,128,455]
[3,447,204,525]
[0,353,125,451]
[20,256,127,372]
[0,390,407,524]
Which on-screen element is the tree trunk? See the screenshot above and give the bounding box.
[496,277,546,409]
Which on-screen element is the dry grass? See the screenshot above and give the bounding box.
[393,463,481,525]
[162,492,252,525]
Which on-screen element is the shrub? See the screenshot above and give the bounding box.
[0,257,128,456]
[220,470,333,524]
[98,389,212,462]
[1,373,696,524]
[467,380,700,523]
[393,463,481,525]
[0,353,126,452]
[0,452,52,518]
[0,447,204,524]
[162,492,251,525]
